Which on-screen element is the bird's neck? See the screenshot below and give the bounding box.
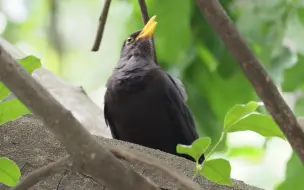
[107,57,158,90]
[116,55,154,72]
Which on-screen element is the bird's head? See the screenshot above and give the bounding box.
[120,16,157,60]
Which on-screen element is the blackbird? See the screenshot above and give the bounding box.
[104,16,204,163]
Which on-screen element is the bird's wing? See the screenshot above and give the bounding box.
[162,70,198,143]
[104,90,120,139]
[162,70,205,163]
[170,75,188,102]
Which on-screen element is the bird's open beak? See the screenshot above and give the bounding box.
[136,15,157,40]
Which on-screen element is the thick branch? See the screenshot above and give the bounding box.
[195,0,304,163]
[91,0,112,51]
[0,46,159,190]
[1,116,264,190]
[13,156,72,190]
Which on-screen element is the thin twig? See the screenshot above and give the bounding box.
[110,148,201,190]
[91,0,112,51]
[195,0,304,163]
[13,156,72,190]
[138,0,149,23]
[137,0,158,64]
[49,0,63,66]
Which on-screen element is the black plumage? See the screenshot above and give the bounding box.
[104,16,204,163]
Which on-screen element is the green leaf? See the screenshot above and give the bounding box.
[226,112,285,139]
[0,157,21,187]
[200,158,233,186]
[0,99,31,125]
[192,137,211,157]
[0,84,10,101]
[176,137,211,162]
[17,55,42,74]
[198,45,218,72]
[297,7,304,25]
[276,152,304,190]
[176,145,196,161]
[224,101,262,130]
[294,96,304,117]
[0,55,41,101]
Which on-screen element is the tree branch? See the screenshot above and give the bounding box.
[13,156,72,190]
[110,148,201,190]
[194,0,304,163]
[138,0,150,23]
[2,116,263,190]
[137,0,158,64]
[0,45,159,190]
[91,0,112,51]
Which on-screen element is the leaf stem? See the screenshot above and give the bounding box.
[194,161,200,176]
[205,132,225,160]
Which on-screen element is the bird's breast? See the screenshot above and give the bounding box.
[106,68,167,119]
[106,77,171,137]
[107,67,158,94]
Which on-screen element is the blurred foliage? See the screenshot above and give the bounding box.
[276,152,304,190]
[227,146,265,163]
[1,0,304,189]
[125,0,302,146]
[124,0,304,189]
[126,0,256,149]
[282,55,304,91]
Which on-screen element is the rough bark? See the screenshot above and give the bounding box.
[0,116,263,190]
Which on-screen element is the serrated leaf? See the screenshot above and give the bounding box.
[224,101,262,130]
[176,137,211,162]
[0,99,30,125]
[226,112,285,139]
[201,158,233,186]
[0,157,21,187]
[17,55,42,74]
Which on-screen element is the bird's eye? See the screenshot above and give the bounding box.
[126,37,134,44]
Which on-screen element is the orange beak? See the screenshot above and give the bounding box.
[136,15,157,40]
